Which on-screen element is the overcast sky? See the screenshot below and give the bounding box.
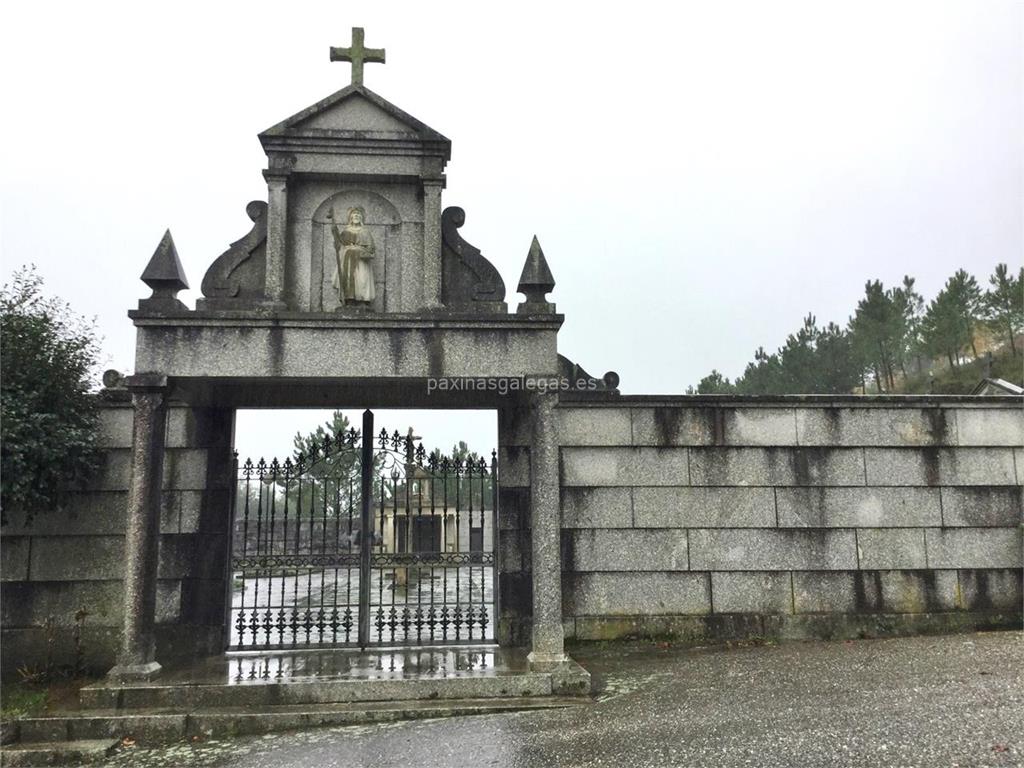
[1,1,1020,458]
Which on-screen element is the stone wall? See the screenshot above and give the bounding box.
[0,395,234,676]
[555,397,1023,643]
[3,394,1020,673]
[496,400,534,646]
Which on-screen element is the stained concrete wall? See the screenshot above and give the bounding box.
[0,394,234,676]
[555,397,1023,643]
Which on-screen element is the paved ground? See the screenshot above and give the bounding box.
[108,631,1023,768]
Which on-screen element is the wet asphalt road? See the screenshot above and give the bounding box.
[109,631,1023,768]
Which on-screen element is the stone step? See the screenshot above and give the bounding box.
[80,671,555,709]
[14,696,585,746]
[0,738,120,767]
[17,711,187,744]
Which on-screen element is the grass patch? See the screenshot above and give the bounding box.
[0,682,49,719]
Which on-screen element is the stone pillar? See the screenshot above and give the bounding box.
[264,173,288,306]
[421,178,444,309]
[108,374,169,681]
[527,392,566,664]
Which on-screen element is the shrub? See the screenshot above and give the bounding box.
[1,267,101,524]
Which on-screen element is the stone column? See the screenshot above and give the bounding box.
[263,173,289,306]
[108,374,169,681]
[527,392,566,664]
[421,178,444,309]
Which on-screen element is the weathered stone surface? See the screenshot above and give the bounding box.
[925,528,1023,569]
[568,529,688,571]
[566,572,709,615]
[498,531,525,572]
[1,536,30,582]
[440,206,507,312]
[873,569,960,613]
[161,490,207,534]
[633,487,775,528]
[557,408,632,446]
[164,408,198,449]
[198,200,268,310]
[157,534,227,580]
[97,407,134,448]
[561,487,632,528]
[776,487,941,528]
[711,572,792,613]
[722,409,798,445]
[792,570,958,613]
[133,321,561,380]
[958,568,1023,611]
[29,536,125,581]
[796,407,955,447]
[162,449,209,491]
[689,529,857,571]
[499,446,530,487]
[498,487,529,531]
[516,236,556,314]
[856,529,927,569]
[629,407,801,447]
[630,408,717,446]
[954,408,1024,447]
[164,407,235,450]
[864,448,1017,486]
[940,487,1023,527]
[87,450,131,491]
[688,447,864,487]
[1,580,180,627]
[561,447,689,487]
[498,404,532,448]
[792,571,859,613]
[1,624,121,676]
[529,393,564,661]
[3,493,129,535]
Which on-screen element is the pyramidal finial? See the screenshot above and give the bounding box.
[138,230,189,311]
[516,236,555,314]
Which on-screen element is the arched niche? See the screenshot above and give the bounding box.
[311,190,402,312]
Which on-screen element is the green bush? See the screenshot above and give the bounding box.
[1,267,101,524]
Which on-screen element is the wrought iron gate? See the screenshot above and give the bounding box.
[226,411,498,650]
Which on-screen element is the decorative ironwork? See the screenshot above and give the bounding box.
[227,413,498,651]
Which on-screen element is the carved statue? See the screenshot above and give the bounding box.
[329,206,376,305]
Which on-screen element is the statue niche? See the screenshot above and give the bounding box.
[197,201,267,309]
[311,191,399,312]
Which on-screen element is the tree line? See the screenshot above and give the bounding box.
[691,264,1022,395]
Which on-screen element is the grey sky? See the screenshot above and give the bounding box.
[1,2,1020,457]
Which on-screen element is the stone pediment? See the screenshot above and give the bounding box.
[260,84,449,143]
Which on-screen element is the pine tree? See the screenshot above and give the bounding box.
[921,278,971,368]
[890,275,924,377]
[982,263,1023,356]
[696,369,736,394]
[946,269,983,358]
[849,280,900,392]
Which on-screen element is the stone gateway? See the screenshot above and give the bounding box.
[0,28,1020,686]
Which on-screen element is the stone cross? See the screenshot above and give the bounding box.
[330,27,385,86]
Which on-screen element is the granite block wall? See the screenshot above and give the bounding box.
[556,398,1023,643]
[2,395,1020,671]
[0,395,234,676]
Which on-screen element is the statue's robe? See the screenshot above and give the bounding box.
[332,224,376,303]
